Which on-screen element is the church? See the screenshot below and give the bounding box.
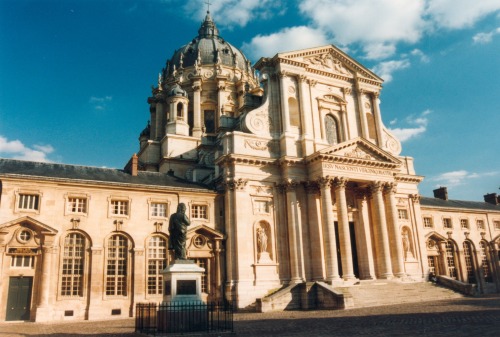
[0,12,499,322]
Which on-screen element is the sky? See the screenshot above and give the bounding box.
[0,0,499,201]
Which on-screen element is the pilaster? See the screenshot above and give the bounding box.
[383,183,405,277]
[370,181,393,279]
[334,177,355,280]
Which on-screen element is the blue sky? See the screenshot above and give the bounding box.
[0,0,499,201]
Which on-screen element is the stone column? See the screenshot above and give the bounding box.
[279,71,291,134]
[304,181,324,280]
[318,177,340,282]
[370,182,393,279]
[409,194,428,279]
[284,180,304,283]
[223,179,236,301]
[38,246,54,307]
[371,92,384,146]
[334,177,355,280]
[355,86,369,139]
[192,81,202,137]
[355,190,376,279]
[214,240,222,300]
[383,183,405,277]
[298,75,314,155]
[133,248,145,303]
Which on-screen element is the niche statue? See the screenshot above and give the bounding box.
[168,203,191,260]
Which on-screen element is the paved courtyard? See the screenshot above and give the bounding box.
[1,294,499,337]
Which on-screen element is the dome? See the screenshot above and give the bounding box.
[165,11,251,75]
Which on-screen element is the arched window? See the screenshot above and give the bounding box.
[288,97,300,128]
[324,115,340,145]
[463,241,475,283]
[177,102,183,120]
[445,241,457,279]
[147,236,167,295]
[106,234,129,296]
[61,233,85,297]
[479,241,492,282]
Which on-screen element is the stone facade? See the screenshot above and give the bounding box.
[0,13,499,322]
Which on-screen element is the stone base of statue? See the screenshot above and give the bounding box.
[159,260,207,333]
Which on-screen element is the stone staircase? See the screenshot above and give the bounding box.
[334,280,464,308]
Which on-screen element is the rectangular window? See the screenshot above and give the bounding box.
[67,197,87,214]
[11,255,34,268]
[191,204,208,219]
[460,219,469,229]
[443,218,452,229]
[151,203,167,218]
[18,194,39,211]
[147,236,167,295]
[194,258,208,293]
[494,221,500,231]
[423,217,433,228]
[254,200,269,214]
[110,200,129,216]
[398,209,408,220]
[476,220,485,230]
[61,233,85,297]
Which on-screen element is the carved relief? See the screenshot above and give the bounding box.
[304,53,352,76]
[344,146,375,160]
[256,221,272,262]
[402,227,415,261]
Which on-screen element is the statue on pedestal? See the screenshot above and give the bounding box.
[169,203,191,260]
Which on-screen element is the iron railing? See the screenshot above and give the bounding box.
[135,301,233,335]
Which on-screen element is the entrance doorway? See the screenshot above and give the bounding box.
[334,222,360,278]
[6,276,33,321]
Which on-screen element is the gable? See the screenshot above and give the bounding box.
[277,45,383,84]
[315,137,402,167]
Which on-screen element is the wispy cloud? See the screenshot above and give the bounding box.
[241,26,329,60]
[0,135,54,162]
[89,95,112,111]
[429,169,499,187]
[473,27,500,44]
[371,59,411,83]
[388,109,431,142]
[178,0,287,28]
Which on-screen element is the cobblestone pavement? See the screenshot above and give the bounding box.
[1,294,499,337]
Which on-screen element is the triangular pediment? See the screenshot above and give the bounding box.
[276,45,383,83]
[0,216,58,234]
[310,138,402,168]
[187,224,224,240]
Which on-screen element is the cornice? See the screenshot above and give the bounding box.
[215,154,277,167]
[394,174,424,183]
[0,173,216,195]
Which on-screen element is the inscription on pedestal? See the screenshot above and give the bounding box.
[177,280,196,295]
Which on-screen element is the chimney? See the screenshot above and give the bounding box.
[484,193,499,205]
[131,154,138,176]
[433,187,448,200]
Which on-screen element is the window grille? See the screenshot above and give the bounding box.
[111,200,129,216]
[479,241,492,282]
[11,256,34,268]
[423,217,433,228]
[460,219,469,229]
[106,235,128,296]
[18,194,39,210]
[427,256,435,275]
[445,241,457,279]
[463,241,475,283]
[147,236,167,295]
[442,218,452,229]
[194,258,208,293]
[254,200,269,213]
[68,197,87,214]
[191,205,208,219]
[476,220,485,230]
[398,209,408,220]
[494,221,500,230]
[151,203,167,218]
[61,233,85,296]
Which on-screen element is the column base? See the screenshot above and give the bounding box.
[379,273,394,280]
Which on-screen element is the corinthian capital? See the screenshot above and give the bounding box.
[333,177,349,189]
[282,179,299,192]
[303,181,320,195]
[317,176,333,189]
[410,194,420,204]
[370,181,384,194]
[383,182,398,194]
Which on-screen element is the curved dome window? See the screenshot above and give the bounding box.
[19,230,31,243]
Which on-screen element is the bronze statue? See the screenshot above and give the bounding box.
[168,203,190,260]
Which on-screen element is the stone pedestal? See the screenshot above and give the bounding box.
[162,260,205,304]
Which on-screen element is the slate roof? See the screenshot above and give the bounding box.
[0,158,213,191]
[420,196,500,212]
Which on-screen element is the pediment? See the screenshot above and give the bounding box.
[277,45,383,83]
[0,216,58,234]
[187,224,224,240]
[312,138,402,168]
